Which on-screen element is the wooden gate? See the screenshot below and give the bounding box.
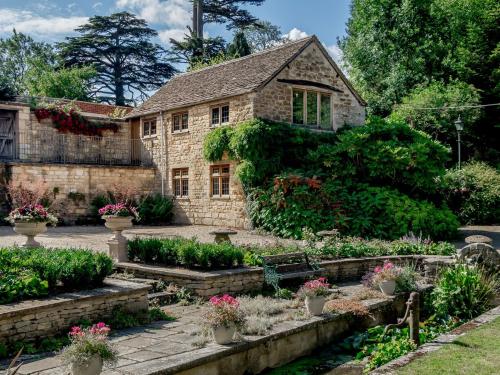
[0,110,16,160]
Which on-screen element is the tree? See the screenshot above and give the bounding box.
[227,31,251,57]
[170,28,227,67]
[242,20,283,52]
[390,81,482,160]
[58,12,176,105]
[24,63,96,101]
[0,29,56,95]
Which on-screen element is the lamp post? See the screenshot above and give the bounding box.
[454,116,463,169]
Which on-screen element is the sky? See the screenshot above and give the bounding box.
[0,0,352,65]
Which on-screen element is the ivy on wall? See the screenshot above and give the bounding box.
[34,107,119,137]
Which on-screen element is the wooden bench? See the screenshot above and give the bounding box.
[262,252,324,286]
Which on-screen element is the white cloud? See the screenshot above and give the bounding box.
[325,44,343,66]
[0,9,87,36]
[284,27,308,41]
[158,28,187,45]
[116,0,191,28]
[92,2,103,10]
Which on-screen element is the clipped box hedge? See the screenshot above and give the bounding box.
[0,247,113,304]
[128,237,245,269]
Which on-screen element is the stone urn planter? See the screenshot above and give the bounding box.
[70,355,103,375]
[212,325,235,345]
[13,221,48,248]
[103,216,133,262]
[379,280,396,296]
[305,296,326,316]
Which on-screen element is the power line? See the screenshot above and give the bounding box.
[397,102,500,110]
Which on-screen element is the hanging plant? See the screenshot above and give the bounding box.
[34,107,120,137]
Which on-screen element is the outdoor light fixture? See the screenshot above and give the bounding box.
[454,116,463,169]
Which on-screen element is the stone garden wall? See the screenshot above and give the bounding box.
[0,279,149,344]
[4,162,158,223]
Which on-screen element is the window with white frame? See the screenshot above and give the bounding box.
[143,118,157,137]
[210,165,230,197]
[172,168,189,198]
[292,89,332,129]
[172,112,188,132]
[211,104,230,127]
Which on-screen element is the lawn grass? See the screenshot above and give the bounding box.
[396,317,500,375]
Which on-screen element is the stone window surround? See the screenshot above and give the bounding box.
[172,167,189,198]
[210,163,230,199]
[141,116,158,139]
[172,111,189,133]
[210,103,230,128]
[290,85,333,129]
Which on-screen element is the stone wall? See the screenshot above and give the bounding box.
[5,162,157,223]
[0,279,149,344]
[139,94,254,228]
[254,43,366,129]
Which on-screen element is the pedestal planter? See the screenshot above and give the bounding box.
[305,296,326,316]
[379,280,396,296]
[212,325,236,345]
[103,216,133,262]
[13,221,48,248]
[70,355,103,375]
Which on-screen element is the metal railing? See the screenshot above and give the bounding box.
[1,131,153,167]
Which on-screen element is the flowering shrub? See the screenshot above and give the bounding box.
[35,106,119,137]
[5,204,58,225]
[62,323,117,367]
[204,294,245,328]
[298,277,330,298]
[99,203,139,220]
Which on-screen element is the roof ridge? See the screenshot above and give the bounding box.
[171,35,315,80]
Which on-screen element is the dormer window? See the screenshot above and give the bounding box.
[292,89,331,129]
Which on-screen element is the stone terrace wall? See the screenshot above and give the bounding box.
[5,162,158,223]
[254,43,365,129]
[0,279,149,344]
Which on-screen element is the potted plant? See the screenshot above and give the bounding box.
[205,294,245,345]
[6,204,58,247]
[99,202,139,230]
[370,262,400,296]
[62,323,117,375]
[299,277,330,316]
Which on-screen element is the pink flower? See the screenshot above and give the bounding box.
[383,262,394,270]
[69,326,84,337]
[209,294,239,307]
[374,266,382,273]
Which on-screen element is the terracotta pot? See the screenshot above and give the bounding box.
[103,216,133,232]
[305,295,326,316]
[71,354,103,375]
[13,221,48,248]
[379,280,396,296]
[212,325,235,345]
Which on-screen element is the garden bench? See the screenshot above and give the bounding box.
[262,252,324,284]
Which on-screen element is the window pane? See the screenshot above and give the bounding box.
[150,121,157,134]
[182,179,189,196]
[307,92,318,125]
[181,169,188,177]
[320,94,331,129]
[211,108,220,126]
[143,122,149,136]
[292,90,304,124]
[173,115,180,131]
[212,178,220,196]
[212,167,219,175]
[221,177,230,195]
[182,113,188,129]
[221,106,229,123]
[174,180,181,197]
[174,169,181,177]
[222,166,229,174]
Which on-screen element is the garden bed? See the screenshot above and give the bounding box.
[0,278,149,344]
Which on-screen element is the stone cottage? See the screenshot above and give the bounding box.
[126,35,366,228]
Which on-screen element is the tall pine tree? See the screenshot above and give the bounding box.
[59,12,176,105]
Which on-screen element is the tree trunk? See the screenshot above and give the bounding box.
[193,0,204,38]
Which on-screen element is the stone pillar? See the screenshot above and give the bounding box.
[107,232,128,263]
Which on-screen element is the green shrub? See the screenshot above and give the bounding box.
[0,247,113,304]
[441,161,500,224]
[432,263,497,319]
[137,194,174,225]
[127,237,245,269]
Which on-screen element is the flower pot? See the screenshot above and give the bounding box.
[71,354,103,375]
[379,280,396,296]
[103,216,133,232]
[13,221,48,248]
[305,295,326,316]
[212,325,235,345]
